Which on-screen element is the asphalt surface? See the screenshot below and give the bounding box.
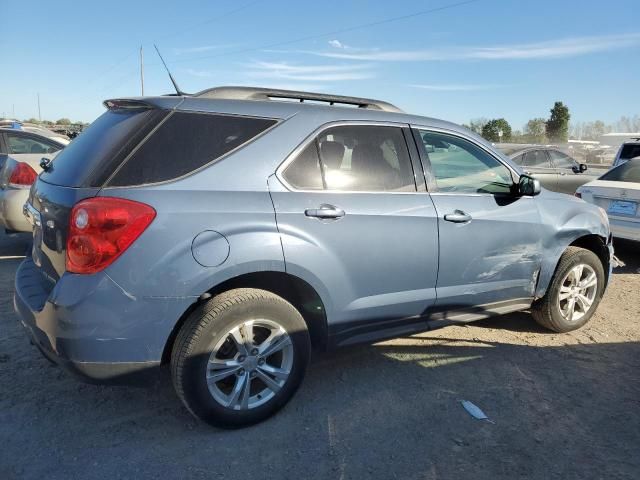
[0,230,638,480]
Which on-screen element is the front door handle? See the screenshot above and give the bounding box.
[444,210,472,223]
[305,204,345,219]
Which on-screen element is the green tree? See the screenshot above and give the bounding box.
[56,118,72,125]
[524,118,547,143]
[481,118,512,142]
[546,101,570,142]
[25,118,40,124]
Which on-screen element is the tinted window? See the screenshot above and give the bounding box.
[316,125,415,192]
[548,150,574,168]
[511,153,525,165]
[40,108,166,187]
[522,150,551,168]
[282,142,323,190]
[109,112,277,186]
[418,130,513,194]
[6,133,59,155]
[600,160,640,183]
[620,144,640,160]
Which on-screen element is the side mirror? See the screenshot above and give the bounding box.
[518,174,541,196]
[579,163,588,173]
[40,157,52,172]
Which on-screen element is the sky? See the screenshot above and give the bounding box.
[1,0,638,129]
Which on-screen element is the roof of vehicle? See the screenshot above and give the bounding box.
[495,144,561,157]
[105,86,494,149]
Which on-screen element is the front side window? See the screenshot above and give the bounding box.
[548,150,574,168]
[522,150,551,168]
[6,133,59,155]
[417,130,513,194]
[283,125,416,192]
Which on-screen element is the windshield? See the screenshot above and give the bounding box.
[600,160,640,183]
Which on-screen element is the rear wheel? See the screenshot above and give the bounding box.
[532,247,605,333]
[171,288,311,428]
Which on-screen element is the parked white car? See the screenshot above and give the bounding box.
[577,158,640,242]
[0,128,65,232]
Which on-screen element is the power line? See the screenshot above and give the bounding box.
[168,0,483,64]
[158,0,264,41]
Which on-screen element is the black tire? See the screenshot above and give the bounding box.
[532,246,605,333]
[171,288,311,428]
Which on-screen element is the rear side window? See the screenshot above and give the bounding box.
[283,125,416,192]
[6,133,60,155]
[41,108,166,187]
[108,112,277,186]
[523,150,551,168]
[282,142,323,190]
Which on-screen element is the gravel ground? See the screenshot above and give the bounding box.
[0,230,638,480]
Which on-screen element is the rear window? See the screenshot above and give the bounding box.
[40,108,166,187]
[600,160,640,183]
[108,112,277,186]
[620,144,640,160]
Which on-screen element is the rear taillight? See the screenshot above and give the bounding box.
[66,197,156,274]
[574,192,582,199]
[8,162,37,187]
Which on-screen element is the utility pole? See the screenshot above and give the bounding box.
[140,46,144,96]
[37,93,41,122]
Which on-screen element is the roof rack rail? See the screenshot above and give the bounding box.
[192,86,403,113]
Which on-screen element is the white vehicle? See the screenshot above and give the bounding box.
[577,158,640,242]
[611,138,640,168]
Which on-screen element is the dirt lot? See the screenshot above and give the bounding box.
[0,230,638,480]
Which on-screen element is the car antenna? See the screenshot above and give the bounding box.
[153,44,187,96]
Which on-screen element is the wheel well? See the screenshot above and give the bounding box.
[570,234,610,276]
[161,272,328,364]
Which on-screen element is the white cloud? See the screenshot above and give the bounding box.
[300,33,640,62]
[328,39,345,49]
[244,61,374,82]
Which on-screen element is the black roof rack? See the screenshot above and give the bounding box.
[192,86,403,113]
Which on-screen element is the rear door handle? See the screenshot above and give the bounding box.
[444,210,472,223]
[305,204,345,219]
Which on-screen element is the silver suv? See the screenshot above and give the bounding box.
[15,87,613,428]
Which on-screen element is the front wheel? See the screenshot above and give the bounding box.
[171,288,311,428]
[532,246,605,333]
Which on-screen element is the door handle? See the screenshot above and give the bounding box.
[305,204,345,219]
[444,210,472,223]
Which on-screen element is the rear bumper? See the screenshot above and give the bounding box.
[14,256,195,383]
[610,218,640,242]
[0,187,31,232]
